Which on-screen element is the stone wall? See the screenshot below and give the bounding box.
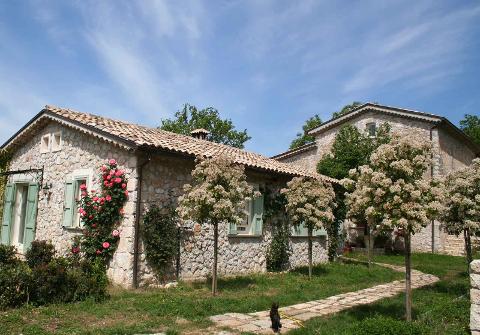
[275,147,318,173]
[7,122,139,287]
[138,155,328,285]
[471,260,480,334]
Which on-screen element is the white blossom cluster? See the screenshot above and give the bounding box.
[281,176,336,231]
[177,156,256,226]
[343,132,443,234]
[441,158,480,236]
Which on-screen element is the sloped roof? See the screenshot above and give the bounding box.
[307,103,480,154]
[271,142,317,160]
[1,105,335,182]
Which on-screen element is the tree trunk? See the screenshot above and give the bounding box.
[465,228,473,274]
[404,231,412,322]
[212,222,218,296]
[308,226,313,279]
[365,224,372,268]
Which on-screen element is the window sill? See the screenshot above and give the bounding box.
[63,226,84,232]
[290,235,326,238]
[228,234,262,238]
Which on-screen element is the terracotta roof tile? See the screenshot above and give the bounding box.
[43,106,335,182]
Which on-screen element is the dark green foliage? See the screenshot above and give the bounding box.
[266,221,291,272]
[289,114,322,149]
[30,257,107,305]
[25,240,55,269]
[143,206,179,280]
[332,101,364,119]
[0,149,12,225]
[160,104,251,148]
[0,244,18,266]
[354,316,428,335]
[460,114,480,145]
[0,262,32,309]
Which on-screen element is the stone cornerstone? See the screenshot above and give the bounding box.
[471,260,480,334]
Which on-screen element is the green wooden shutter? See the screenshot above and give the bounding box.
[291,222,304,236]
[23,183,39,250]
[228,222,237,235]
[1,184,16,245]
[252,193,264,236]
[315,227,327,236]
[63,181,75,227]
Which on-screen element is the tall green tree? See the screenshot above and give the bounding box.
[289,115,322,149]
[332,101,363,118]
[317,123,390,261]
[160,104,251,148]
[460,114,480,146]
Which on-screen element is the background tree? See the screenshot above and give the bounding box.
[0,150,12,224]
[343,133,442,321]
[460,114,480,146]
[289,115,322,149]
[441,158,480,273]
[332,101,363,118]
[281,177,336,278]
[318,123,391,261]
[160,104,251,148]
[177,156,255,295]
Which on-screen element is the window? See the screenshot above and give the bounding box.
[40,134,51,153]
[72,178,87,228]
[237,199,253,234]
[51,132,62,152]
[63,170,92,229]
[366,122,376,137]
[11,184,29,246]
[228,184,264,236]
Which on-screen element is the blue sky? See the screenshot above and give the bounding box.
[0,1,479,156]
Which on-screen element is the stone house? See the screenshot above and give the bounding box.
[273,103,480,255]
[0,105,335,288]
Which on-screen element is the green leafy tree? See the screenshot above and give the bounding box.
[0,150,12,224]
[460,114,480,146]
[160,104,251,148]
[317,123,390,261]
[289,115,322,149]
[332,101,363,118]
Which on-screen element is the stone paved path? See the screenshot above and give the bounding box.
[209,259,439,334]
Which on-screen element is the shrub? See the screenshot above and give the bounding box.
[0,262,31,309]
[354,316,428,335]
[0,244,18,267]
[143,206,179,281]
[266,221,291,272]
[25,240,55,269]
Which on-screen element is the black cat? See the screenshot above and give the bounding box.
[270,302,282,333]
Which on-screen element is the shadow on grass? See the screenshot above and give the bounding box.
[290,265,329,276]
[191,275,258,291]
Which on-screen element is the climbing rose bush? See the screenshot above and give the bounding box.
[76,159,128,262]
[441,158,480,270]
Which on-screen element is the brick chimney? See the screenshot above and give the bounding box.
[190,128,210,140]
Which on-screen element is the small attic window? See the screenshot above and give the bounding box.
[40,134,51,153]
[52,132,62,152]
[366,122,377,137]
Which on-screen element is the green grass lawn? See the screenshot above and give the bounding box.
[289,252,471,335]
[0,262,401,335]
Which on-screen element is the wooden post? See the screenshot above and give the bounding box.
[212,221,218,295]
[404,231,412,321]
[308,225,313,279]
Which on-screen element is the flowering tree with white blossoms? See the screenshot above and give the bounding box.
[281,177,336,279]
[343,133,443,321]
[177,156,255,295]
[441,158,480,273]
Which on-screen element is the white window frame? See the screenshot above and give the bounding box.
[236,183,259,236]
[40,134,51,153]
[51,131,63,152]
[67,169,93,228]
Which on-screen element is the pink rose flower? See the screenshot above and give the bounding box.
[104,181,109,187]
[115,178,122,183]
[119,208,124,215]
[102,242,110,249]
[80,184,87,191]
[101,165,107,172]
[106,195,112,201]
[93,196,99,202]
[109,159,117,166]
[71,247,80,254]
[92,223,97,228]
[106,174,111,180]
[96,249,102,255]
[115,170,123,177]
[124,191,129,197]
[121,183,127,189]
[112,229,120,237]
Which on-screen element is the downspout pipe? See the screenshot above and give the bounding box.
[132,153,151,289]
